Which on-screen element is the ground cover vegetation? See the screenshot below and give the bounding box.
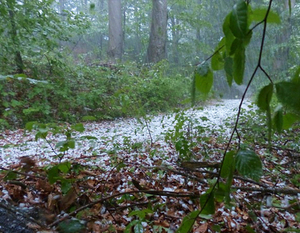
[0,0,300,232]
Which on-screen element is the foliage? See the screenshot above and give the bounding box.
[0,0,300,232]
[0,61,190,129]
[184,0,300,231]
[0,0,90,73]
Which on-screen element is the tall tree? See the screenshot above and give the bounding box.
[107,0,123,62]
[6,0,24,73]
[146,0,167,63]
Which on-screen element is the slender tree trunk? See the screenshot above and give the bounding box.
[146,0,167,63]
[107,0,123,62]
[59,0,65,13]
[170,14,179,64]
[97,0,105,59]
[7,0,24,73]
[273,0,295,73]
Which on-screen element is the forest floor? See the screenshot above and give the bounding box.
[0,99,299,232]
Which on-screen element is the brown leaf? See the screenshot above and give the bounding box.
[47,193,60,211]
[37,179,53,192]
[19,156,35,171]
[58,187,78,211]
[194,222,208,233]
[154,220,170,228]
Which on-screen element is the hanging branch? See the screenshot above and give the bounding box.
[218,0,274,181]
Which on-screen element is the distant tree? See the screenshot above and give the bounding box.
[6,0,24,73]
[107,0,123,62]
[59,0,65,13]
[0,0,90,74]
[146,0,167,63]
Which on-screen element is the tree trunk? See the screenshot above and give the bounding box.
[146,0,167,63]
[7,0,24,73]
[107,0,123,62]
[272,0,295,73]
[59,0,65,13]
[170,14,179,64]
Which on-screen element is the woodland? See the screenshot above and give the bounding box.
[0,0,300,232]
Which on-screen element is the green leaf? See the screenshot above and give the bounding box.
[211,38,225,70]
[282,113,299,129]
[230,38,241,56]
[230,1,249,39]
[221,151,235,179]
[58,219,85,233]
[82,115,96,121]
[176,210,200,233]
[243,30,253,46]
[212,225,222,232]
[125,220,140,233]
[200,191,215,215]
[245,225,256,233]
[134,222,144,233]
[71,123,85,132]
[194,63,213,94]
[47,166,60,184]
[129,209,153,219]
[221,151,235,204]
[25,121,37,131]
[276,81,300,114]
[58,162,71,173]
[35,129,48,141]
[4,171,18,181]
[211,50,224,70]
[233,44,245,85]
[224,57,233,86]
[257,83,273,111]
[56,140,75,152]
[11,99,22,107]
[235,149,263,181]
[215,182,227,202]
[250,8,281,24]
[223,14,235,54]
[273,107,283,133]
[61,180,72,194]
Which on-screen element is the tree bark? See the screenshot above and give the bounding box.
[59,0,65,13]
[170,14,179,64]
[107,0,123,62]
[272,0,295,73]
[7,0,24,73]
[146,0,167,63]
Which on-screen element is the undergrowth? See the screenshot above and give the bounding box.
[0,60,192,130]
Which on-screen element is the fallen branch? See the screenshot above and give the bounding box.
[107,199,159,211]
[0,166,46,179]
[232,186,300,195]
[49,189,200,227]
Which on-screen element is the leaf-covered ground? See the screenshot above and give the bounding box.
[0,99,299,232]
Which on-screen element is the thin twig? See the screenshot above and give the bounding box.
[195,2,275,232]
[48,189,200,227]
[231,186,300,195]
[218,0,274,181]
[0,166,46,179]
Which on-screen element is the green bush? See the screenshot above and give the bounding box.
[0,61,191,129]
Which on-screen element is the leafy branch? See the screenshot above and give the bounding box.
[178,1,281,232]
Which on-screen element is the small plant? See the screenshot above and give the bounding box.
[25,121,85,161]
[164,109,210,161]
[125,208,154,233]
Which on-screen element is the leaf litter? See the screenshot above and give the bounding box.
[0,99,299,232]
